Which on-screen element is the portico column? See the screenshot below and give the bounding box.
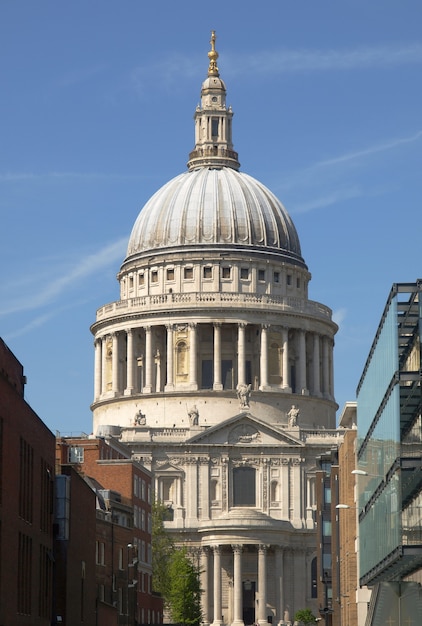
[281,328,291,391]
[237,323,246,386]
[312,334,321,397]
[275,547,284,626]
[101,336,108,395]
[232,544,244,626]
[298,329,308,394]
[200,547,210,626]
[165,324,174,391]
[125,328,135,395]
[189,323,198,389]
[212,546,223,626]
[259,325,269,389]
[94,337,102,401]
[144,326,153,393]
[111,332,119,395]
[213,323,223,390]
[257,545,269,625]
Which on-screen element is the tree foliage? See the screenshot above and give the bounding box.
[294,608,318,625]
[167,547,202,626]
[151,500,175,600]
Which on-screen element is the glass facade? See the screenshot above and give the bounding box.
[356,283,422,585]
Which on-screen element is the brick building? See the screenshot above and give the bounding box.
[54,465,97,625]
[56,435,162,625]
[0,338,55,625]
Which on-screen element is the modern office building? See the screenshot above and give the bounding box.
[0,338,56,626]
[90,32,342,625]
[356,281,422,623]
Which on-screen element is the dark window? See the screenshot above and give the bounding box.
[166,268,174,281]
[222,266,231,279]
[212,118,219,137]
[184,267,193,280]
[287,275,292,286]
[258,269,265,281]
[151,270,158,283]
[233,467,256,506]
[240,268,249,280]
[203,266,212,279]
[274,272,280,283]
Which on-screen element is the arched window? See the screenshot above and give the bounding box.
[270,480,279,503]
[210,479,219,503]
[233,467,256,507]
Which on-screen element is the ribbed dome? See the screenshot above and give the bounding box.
[126,167,305,266]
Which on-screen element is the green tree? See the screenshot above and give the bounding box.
[294,608,318,625]
[167,547,202,626]
[151,500,175,601]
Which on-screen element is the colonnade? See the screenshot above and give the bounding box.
[93,322,334,403]
[199,543,293,626]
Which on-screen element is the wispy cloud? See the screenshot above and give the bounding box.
[226,42,422,76]
[0,171,146,183]
[4,312,56,340]
[0,237,127,316]
[333,308,347,328]
[314,130,422,169]
[292,186,363,214]
[139,42,422,90]
[58,64,108,88]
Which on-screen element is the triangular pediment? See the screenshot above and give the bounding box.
[186,412,303,447]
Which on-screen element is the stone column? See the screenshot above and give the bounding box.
[212,546,223,626]
[144,326,153,393]
[155,350,161,392]
[257,545,269,625]
[259,325,269,389]
[312,334,321,397]
[213,323,223,390]
[111,332,119,395]
[125,328,135,395]
[322,336,330,399]
[275,547,284,626]
[201,547,210,626]
[232,545,244,626]
[281,328,291,391]
[94,337,102,401]
[101,335,108,394]
[237,323,246,386]
[165,324,174,391]
[189,323,198,390]
[329,338,335,400]
[298,330,308,394]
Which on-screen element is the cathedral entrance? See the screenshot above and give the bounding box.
[242,580,256,626]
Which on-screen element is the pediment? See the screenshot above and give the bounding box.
[154,461,183,474]
[186,412,303,447]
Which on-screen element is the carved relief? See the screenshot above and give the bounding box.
[228,424,261,444]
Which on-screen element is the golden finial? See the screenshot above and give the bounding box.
[207,30,219,76]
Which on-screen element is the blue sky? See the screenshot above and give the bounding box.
[1,1,421,434]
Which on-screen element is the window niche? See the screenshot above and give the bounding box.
[232,466,256,507]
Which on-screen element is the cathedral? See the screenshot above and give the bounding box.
[91,32,341,625]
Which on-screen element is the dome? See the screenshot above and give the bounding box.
[126,166,305,267]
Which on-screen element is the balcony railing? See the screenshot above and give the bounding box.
[95,292,333,322]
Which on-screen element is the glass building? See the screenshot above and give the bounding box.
[356,281,422,621]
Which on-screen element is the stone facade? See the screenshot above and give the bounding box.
[90,32,342,625]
